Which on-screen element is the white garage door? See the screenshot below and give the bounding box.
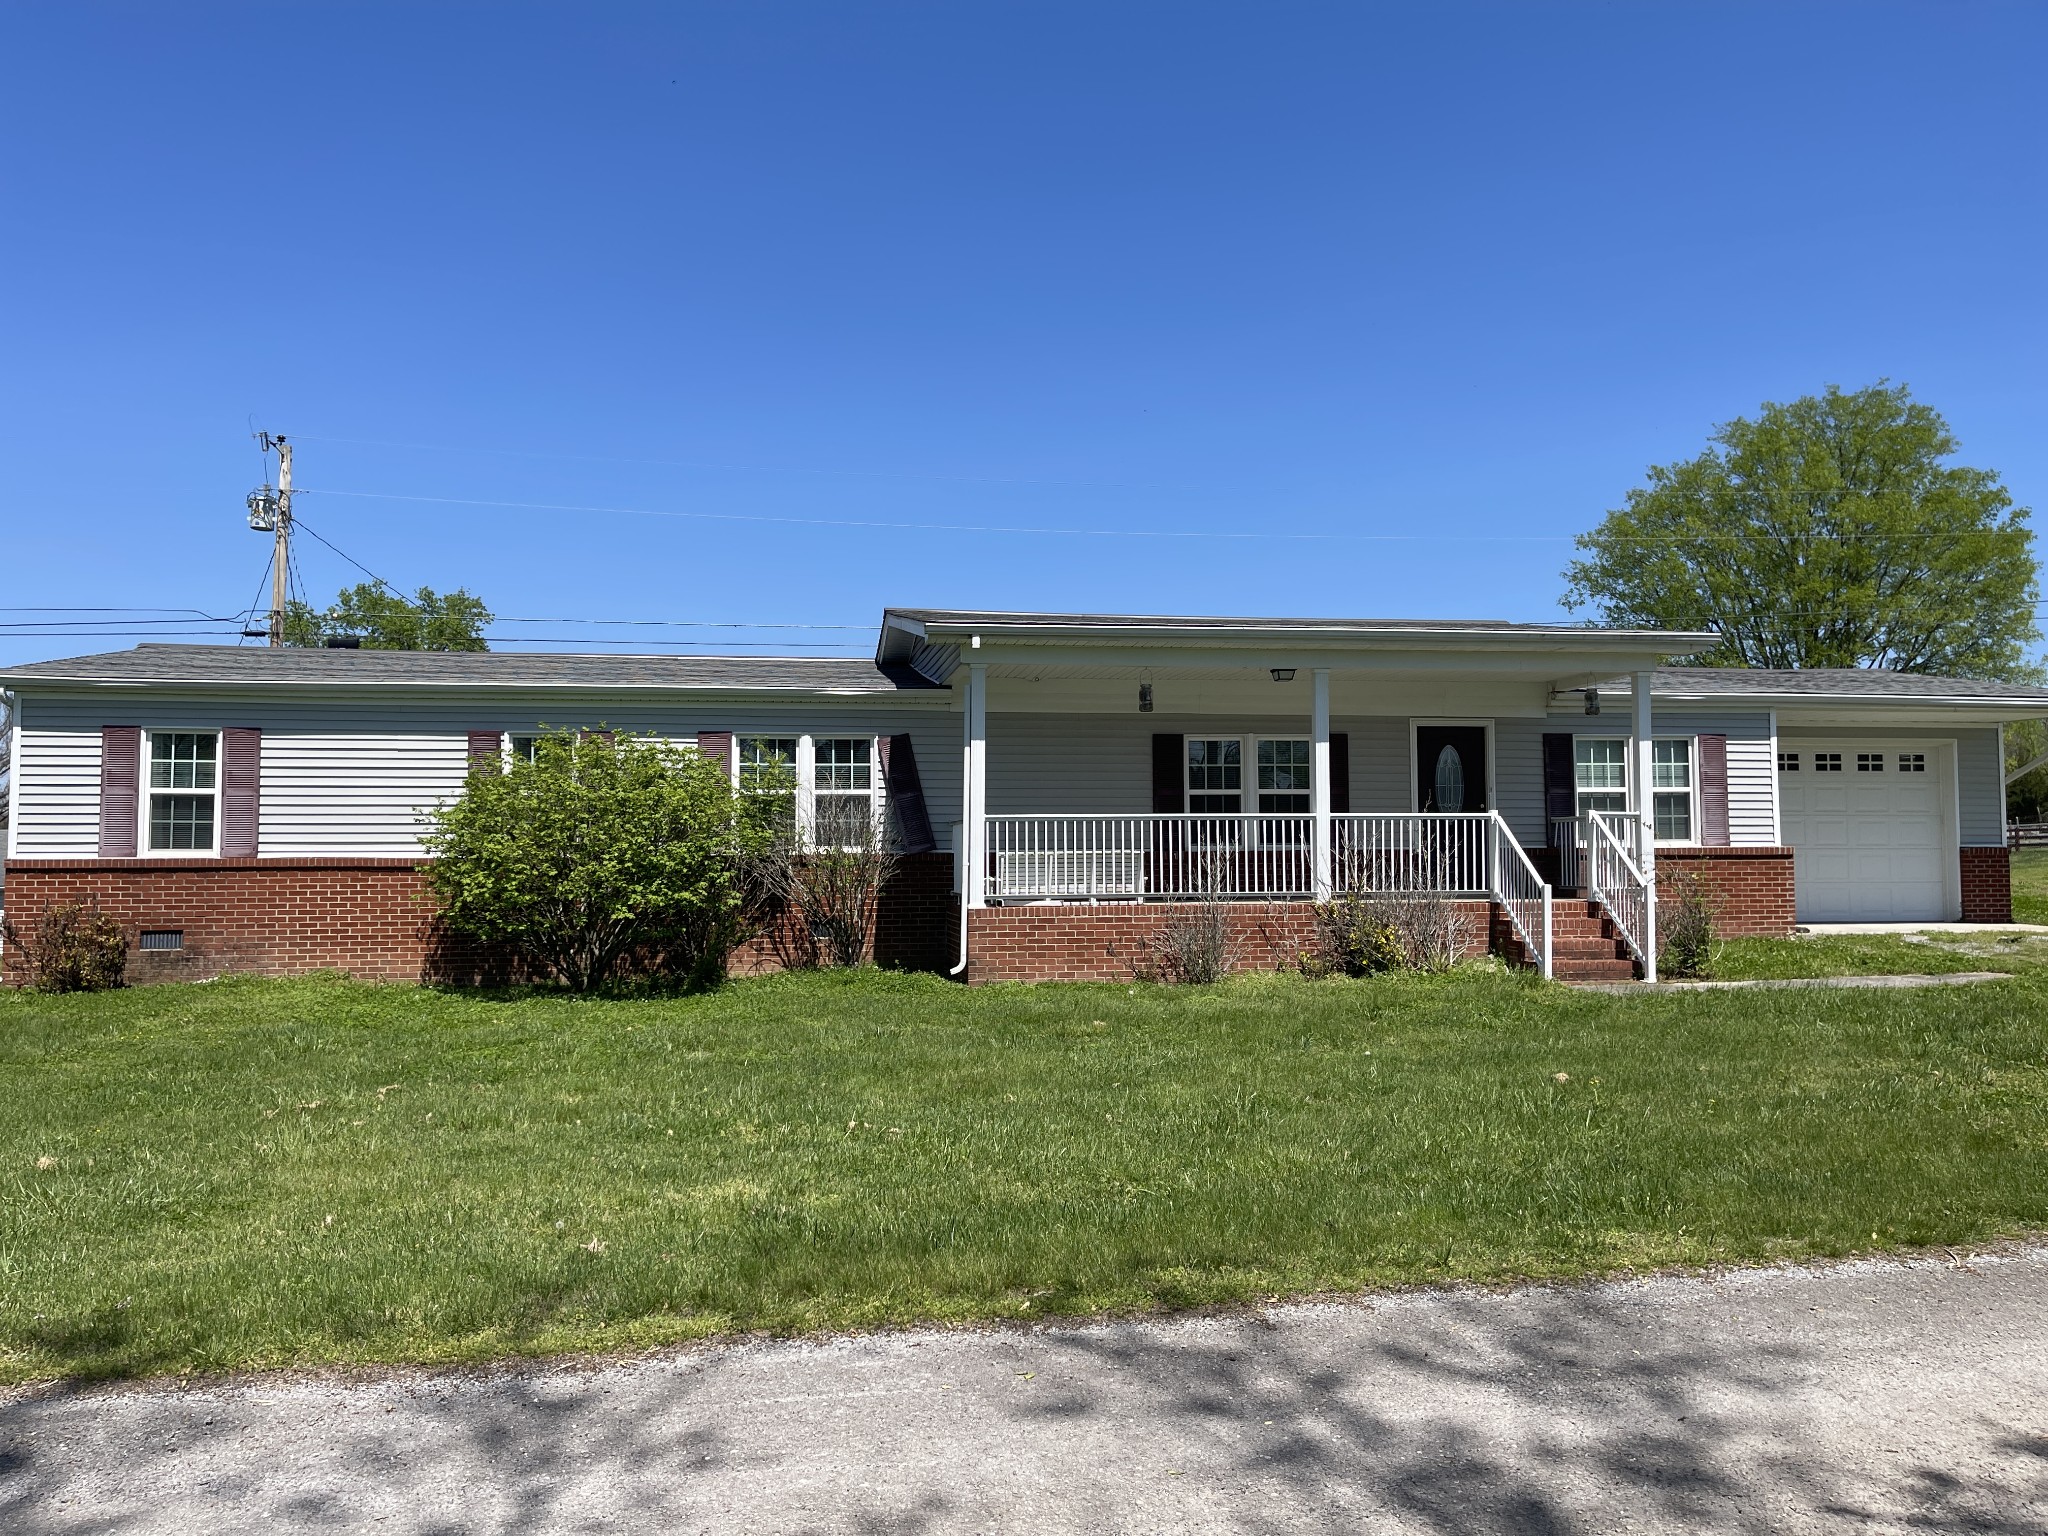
[1779,744,1954,922]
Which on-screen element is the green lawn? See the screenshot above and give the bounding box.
[2013,846,2048,924]
[2,967,2044,1386]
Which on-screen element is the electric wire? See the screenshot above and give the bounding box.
[297,484,2037,547]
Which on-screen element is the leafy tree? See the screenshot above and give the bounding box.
[284,583,493,651]
[422,730,781,991]
[1562,383,2040,678]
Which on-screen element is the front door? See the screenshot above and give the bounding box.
[1416,726,1488,813]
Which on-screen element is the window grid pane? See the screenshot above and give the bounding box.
[150,733,217,791]
[1579,791,1628,816]
[1654,792,1692,842]
[813,739,871,791]
[738,737,797,792]
[1778,752,1799,771]
[1651,739,1691,789]
[1857,752,1885,772]
[149,794,215,851]
[1814,753,1842,772]
[1899,753,1926,773]
[1574,738,1626,791]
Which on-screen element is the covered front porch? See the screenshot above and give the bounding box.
[879,608,1719,984]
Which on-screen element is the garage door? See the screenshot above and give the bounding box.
[1778,745,1954,922]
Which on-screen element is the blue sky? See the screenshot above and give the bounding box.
[2,2,2043,664]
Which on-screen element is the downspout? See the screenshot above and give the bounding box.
[948,650,985,976]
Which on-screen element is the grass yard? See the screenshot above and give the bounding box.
[2,962,2046,1386]
[2012,847,2048,924]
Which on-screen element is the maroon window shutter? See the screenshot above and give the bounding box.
[221,727,261,857]
[1151,734,1185,813]
[879,733,937,853]
[98,726,141,857]
[1329,733,1350,813]
[466,730,503,774]
[1541,732,1575,844]
[696,730,733,777]
[1698,734,1730,846]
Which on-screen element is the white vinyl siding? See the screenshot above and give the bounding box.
[9,726,102,856]
[7,691,959,858]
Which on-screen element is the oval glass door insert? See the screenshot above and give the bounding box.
[1433,744,1465,812]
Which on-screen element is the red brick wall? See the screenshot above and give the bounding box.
[0,859,444,985]
[2,852,960,987]
[964,900,1496,984]
[1655,846,1795,937]
[726,853,957,975]
[1960,846,2013,923]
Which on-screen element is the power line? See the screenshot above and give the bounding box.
[288,431,1239,495]
[298,485,2037,547]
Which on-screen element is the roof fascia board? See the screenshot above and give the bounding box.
[0,676,953,704]
[908,619,1717,650]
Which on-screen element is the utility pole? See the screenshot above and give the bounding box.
[248,434,294,646]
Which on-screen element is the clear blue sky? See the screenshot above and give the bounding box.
[3,2,2043,664]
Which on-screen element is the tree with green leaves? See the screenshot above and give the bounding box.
[1562,383,2039,679]
[422,730,782,991]
[285,582,493,651]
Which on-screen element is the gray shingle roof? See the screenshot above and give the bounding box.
[0,644,937,693]
[1634,667,2048,704]
[883,607,1707,638]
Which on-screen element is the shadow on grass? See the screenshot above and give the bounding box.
[5,1278,2045,1533]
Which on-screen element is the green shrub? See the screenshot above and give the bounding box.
[421,728,781,992]
[1304,894,1406,977]
[4,901,127,993]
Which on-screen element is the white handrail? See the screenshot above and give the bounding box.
[1486,810,1554,981]
[1579,812,1655,981]
[981,811,1554,978]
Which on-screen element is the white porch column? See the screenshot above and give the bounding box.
[1633,667,1657,981]
[1311,668,1332,900]
[964,662,989,909]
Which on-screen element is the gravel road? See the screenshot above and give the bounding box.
[4,1245,2045,1533]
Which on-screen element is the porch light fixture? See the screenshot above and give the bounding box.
[1584,688,1601,716]
[1138,683,1154,713]
[1270,668,1296,682]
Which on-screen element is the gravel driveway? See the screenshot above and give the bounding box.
[4,1245,2045,1533]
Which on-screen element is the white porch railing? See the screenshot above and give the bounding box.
[1571,811,1655,981]
[983,811,1553,979]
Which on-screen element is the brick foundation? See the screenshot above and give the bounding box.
[1960,846,2013,923]
[1654,846,1797,938]
[964,900,1496,984]
[1,853,960,987]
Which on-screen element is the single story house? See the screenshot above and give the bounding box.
[3,607,2044,986]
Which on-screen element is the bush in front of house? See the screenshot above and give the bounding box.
[422,729,783,993]
[1659,866,1720,980]
[3,901,128,993]
[1303,889,1476,977]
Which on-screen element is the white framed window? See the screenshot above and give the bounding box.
[1778,751,1799,772]
[1856,752,1885,772]
[1256,738,1312,813]
[1186,739,1242,814]
[813,737,877,847]
[1575,736,1697,843]
[507,734,541,766]
[144,731,219,853]
[1651,738,1695,843]
[1574,738,1629,818]
[734,734,880,848]
[1814,752,1842,772]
